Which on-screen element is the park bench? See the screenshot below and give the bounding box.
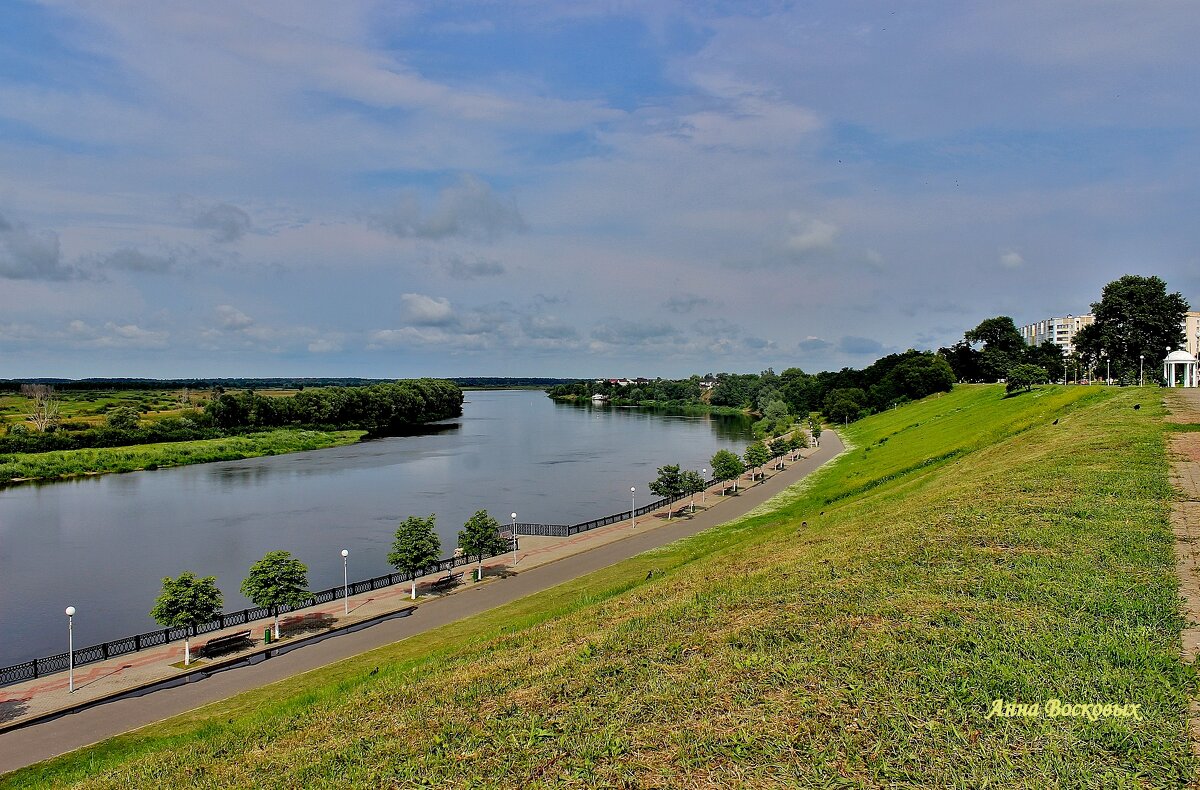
[430,571,464,592]
[197,630,253,657]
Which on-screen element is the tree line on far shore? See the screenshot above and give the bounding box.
[1,379,463,454]
[549,352,956,430]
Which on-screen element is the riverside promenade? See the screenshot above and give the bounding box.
[0,432,843,775]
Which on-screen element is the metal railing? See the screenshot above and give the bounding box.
[513,445,795,538]
[0,541,514,687]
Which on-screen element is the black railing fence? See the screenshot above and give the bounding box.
[2,444,804,688]
[0,540,514,687]
[513,445,794,538]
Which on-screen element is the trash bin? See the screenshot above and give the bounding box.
[263,627,271,644]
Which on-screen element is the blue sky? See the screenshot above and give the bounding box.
[1,1,1197,378]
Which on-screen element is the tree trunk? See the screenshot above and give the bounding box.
[411,579,417,600]
[273,611,280,640]
[184,635,191,666]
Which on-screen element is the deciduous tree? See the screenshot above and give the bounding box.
[388,514,442,599]
[150,572,223,666]
[710,449,745,493]
[458,510,507,577]
[241,550,310,640]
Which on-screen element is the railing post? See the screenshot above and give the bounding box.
[32,658,39,679]
[135,634,141,651]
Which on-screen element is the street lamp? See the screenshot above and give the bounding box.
[1103,350,1110,385]
[65,606,75,693]
[340,549,349,615]
[510,512,518,564]
[702,468,708,504]
[1140,354,1145,387]
[631,486,636,527]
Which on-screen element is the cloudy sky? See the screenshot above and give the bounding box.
[1,1,1197,378]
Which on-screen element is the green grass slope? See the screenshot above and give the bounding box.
[5,385,1193,788]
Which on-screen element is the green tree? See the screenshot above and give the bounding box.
[458,510,507,577]
[788,432,808,459]
[241,550,310,640]
[824,388,867,424]
[150,572,223,666]
[679,469,706,513]
[965,316,1026,382]
[1006,364,1049,393]
[1025,341,1066,383]
[388,514,442,599]
[648,464,684,519]
[710,449,746,493]
[105,406,141,431]
[769,437,789,468]
[744,441,770,481]
[807,412,822,446]
[1075,275,1189,382]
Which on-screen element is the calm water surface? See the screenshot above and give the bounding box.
[0,390,751,665]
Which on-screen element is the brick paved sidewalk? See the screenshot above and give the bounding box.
[0,442,828,731]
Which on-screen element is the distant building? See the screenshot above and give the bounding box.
[1019,314,1094,355]
[1021,310,1200,358]
[1186,311,1200,358]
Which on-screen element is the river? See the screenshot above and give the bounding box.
[0,390,752,666]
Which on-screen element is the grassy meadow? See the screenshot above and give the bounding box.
[0,430,364,484]
[4,384,1194,787]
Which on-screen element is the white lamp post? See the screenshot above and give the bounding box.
[702,469,708,503]
[65,606,75,693]
[341,549,349,615]
[1140,354,1145,387]
[631,487,636,527]
[510,512,518,564]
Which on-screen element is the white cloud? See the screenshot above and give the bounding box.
[1000,249,1024,268]
[785,213,839,254]
[215,304,255,330]
[399,293,455,326]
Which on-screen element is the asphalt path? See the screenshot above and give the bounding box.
[0,432,843,776]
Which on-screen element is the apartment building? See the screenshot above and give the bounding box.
[1186,311,1200,357]
[1021,311,1200,357]
[1019,314,1094,355]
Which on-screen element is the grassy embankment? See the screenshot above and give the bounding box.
[5,384,1194,787]
[0,430,364,484]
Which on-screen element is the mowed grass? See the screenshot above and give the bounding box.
[0,430,364,484]
[5,385,1193,787]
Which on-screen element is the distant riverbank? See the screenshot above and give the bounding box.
[0,429,365,486]
[548,393,750,417]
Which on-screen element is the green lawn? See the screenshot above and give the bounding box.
[5,384,1193,787]
[0,430,364,484]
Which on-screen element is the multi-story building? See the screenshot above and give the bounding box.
[1019,314,1094,355]
[1186,311,1200,358]
[1022,311,1200,358]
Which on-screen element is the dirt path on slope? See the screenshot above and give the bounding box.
[1166,389,1200,761]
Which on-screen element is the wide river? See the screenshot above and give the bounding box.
[0,390,752,667]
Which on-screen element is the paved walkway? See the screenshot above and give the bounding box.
[1166,389,1200,758]
[0,432,844,774]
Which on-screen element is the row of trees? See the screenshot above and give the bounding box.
[1,380,464,454]
[939,275,1191,386]
[548,352,955,428]
[648,430,812,513]
[203,379,463,433]
[150,509,511,666]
